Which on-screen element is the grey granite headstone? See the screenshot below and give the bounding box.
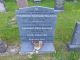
[16,6,57,54]
[0,0,6,12]
[16,0,27,8]
[0,40,7,53]
[54,0,64,11]
[69,22,80,50]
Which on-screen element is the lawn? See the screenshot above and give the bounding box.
[0,0,80,60]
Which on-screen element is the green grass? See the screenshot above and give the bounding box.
[0,0,80,60]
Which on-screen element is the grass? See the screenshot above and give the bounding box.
[0,0,80,60]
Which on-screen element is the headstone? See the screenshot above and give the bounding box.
[16,0,27,8]
[0,40,7,53]
[16,6,57,54]
[0,0,6,12]
[69,22,80,50]
[34,0,41,4]
[54,0,64,11]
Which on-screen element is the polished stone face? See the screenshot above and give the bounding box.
[16,6,56,42]
[16,6,57,53]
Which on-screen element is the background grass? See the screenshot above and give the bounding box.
[0,0,80,60]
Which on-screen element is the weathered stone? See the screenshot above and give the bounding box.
[7,46,19,55]
[0,45,20,56]
[0,40,7,53]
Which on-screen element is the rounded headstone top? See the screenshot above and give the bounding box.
[0,39,7,53]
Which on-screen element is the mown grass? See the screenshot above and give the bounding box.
[0,0,80,60]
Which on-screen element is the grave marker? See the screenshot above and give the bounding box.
[54,0,64,11]
[0,40,7,53]
[34,0,41,4]
[16,0,28,8]
[0,0,6,12]
[69,22,80,50]
[16,6,57,54]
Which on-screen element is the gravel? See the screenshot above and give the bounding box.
[0,45,20,56]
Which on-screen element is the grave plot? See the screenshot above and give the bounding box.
[69,22,80,50]
[16,6,57,54]
[0,0,6,12]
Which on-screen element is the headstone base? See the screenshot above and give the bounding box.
[54,8,64,12]
[68,44,80,51]
[20,41,55,54]
[0,40,7,53]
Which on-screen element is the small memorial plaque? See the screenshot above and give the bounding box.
[16,6,57,54]
[54,0,64,11]
[69,22,80,50]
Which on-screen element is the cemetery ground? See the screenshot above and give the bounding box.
[0,0,80,60]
